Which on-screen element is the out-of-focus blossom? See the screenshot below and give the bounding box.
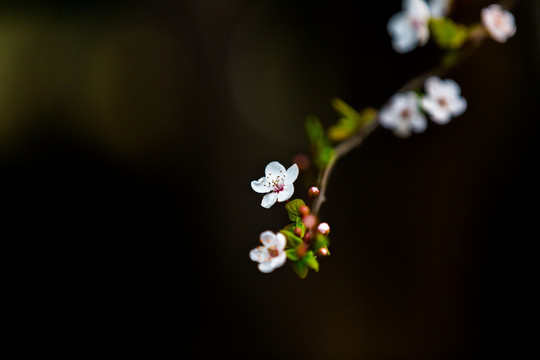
[429,0,451,18]
[249,231,287,273]
[388,0,431,53]
[481,4,516,43]
[379,91,427,137]
[317,222,330,235]
[421,76,467,125]
[251,161,299,208]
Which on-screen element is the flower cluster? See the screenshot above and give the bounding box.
[379,76,466,137]
[388,1,516,53]
[250,162,330,277]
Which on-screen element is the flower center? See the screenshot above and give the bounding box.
[268,247,279,258]
[400,108,412,120]
[272,177,285,193]
[437,97,448,107]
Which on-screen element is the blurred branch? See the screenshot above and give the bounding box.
[311,0,518,218]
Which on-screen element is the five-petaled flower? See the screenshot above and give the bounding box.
[249,231,287,273]
[251,161,299,209]
[481,4,516,43]
[388,0,431,53]
[421,76,467,125]
[379,91,427,137]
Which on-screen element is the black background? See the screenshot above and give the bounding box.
[1,0,538,358]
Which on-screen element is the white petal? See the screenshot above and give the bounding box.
[265,161,286,180]
[449,96,467,116]
[275,233,286,251]
[251,177,270,194]
[406,0,431,21]
[258,261,276,273]
[411,113,427,133]
[249,246,267,263]
[269,252,287,270]
[260,231,276,247]
[277,183,294,202]
[261,192,278,209]
[379,106,398,129]
[285,164,299,183]
[388,13,417,54]
[425,76,442,96]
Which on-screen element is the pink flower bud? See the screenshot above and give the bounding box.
[317,222,330,235]
[294,227,302,237]
[317,247,329,257]
[303,214,317,229]
[308,186,320,198]
[299,205,310,217]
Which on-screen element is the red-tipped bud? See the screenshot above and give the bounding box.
[317,247,329,257]
[317,222,330,235]
[294,227,302,237]
[299,205,310,217]
[308,186,320,198]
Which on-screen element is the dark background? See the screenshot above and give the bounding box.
[1,0,538,358]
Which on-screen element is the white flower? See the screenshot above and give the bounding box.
[249,231,287,273]
[429,0,451,18]
[379,91,427,137]
[251,161,299,209]
[421,76,467,125]
[388,0,431,53]
[481,4,516,43]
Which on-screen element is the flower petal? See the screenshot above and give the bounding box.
[265,161,286,181]
[261,192,278,209]
[251,177,270,194]
[260,231,276,247]
[449,96,467,116]
[285,164,299,183]
[258,261,276,273]
[277,183,294,202]
[275,233,287,251]
[249,246,268,263]
[411,113,427,133]
[269,252,286,270]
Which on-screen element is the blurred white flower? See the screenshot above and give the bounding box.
[429,0,451,18]
[379,91,427,137]
[251,161,298,208]
[388,0,431,53]
[249,231,287,273]
[317,222,330,235]
[421,76,467,125]
[481,4,516,43]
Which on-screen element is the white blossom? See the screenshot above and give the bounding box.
[421,76,467,125]
[379,91,427,137]
[249,231,287,273]
[429,0,451,18]
[251,161,299,209]
[388,0,431,53]
[481,4,516,43]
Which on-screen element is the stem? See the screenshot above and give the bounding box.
[310,0,518,218]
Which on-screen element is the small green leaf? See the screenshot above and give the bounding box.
[305,116,335,169]
[286,248,300,261]
[430,18,468,49]
[292,260,309,279]
[280,229,303,247]
[313,233,330,254]
[304,251,319,272]
[285,199,306,222]
[328,100,378,142]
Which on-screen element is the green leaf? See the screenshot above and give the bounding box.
[430,18,468,49]
[285,199,306,222]
[305,116,335,169]
[313,233,330,254]
[304,251,319,272]
[280,229,303,247]
[292,260,309,279]
[328,100,378,142]
[286,248,300,261]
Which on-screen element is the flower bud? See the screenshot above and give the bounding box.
[308,186,320,198]
[302,214,316,229]
[294,227,302,237]
[317,247,329,257]
[293,153,310,171]
[299,205,310,217]
[317,222,330,235]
